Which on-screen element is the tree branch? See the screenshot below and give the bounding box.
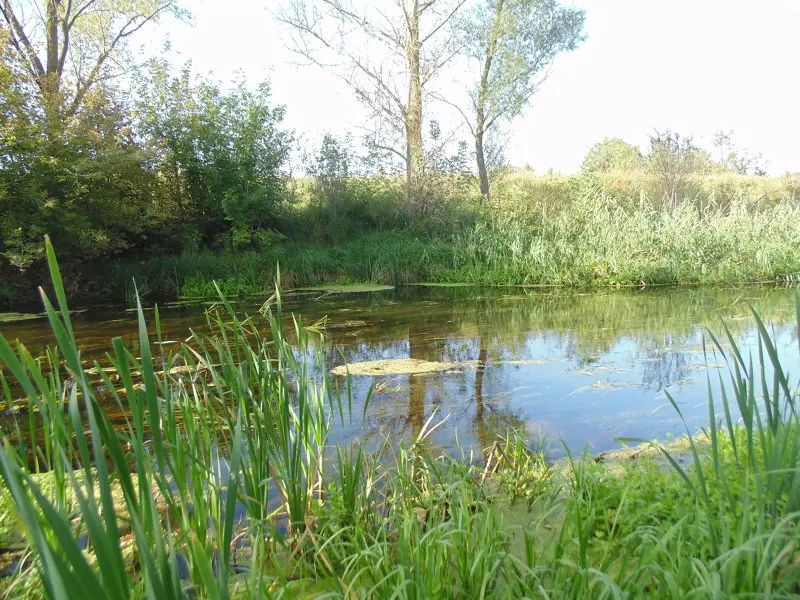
[430,91,475,136]
[1,0,45,82]
[57,0,75,76]
[67,1,176,117]
[420,0,466,44]
[278,2,407,117]
[369,140,407,164]
[422,36,465,85]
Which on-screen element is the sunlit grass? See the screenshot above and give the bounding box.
[103,172,800,303]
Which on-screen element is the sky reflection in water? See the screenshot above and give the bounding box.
[1,285,797,457]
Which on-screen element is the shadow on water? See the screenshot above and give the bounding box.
[1,284,797,457]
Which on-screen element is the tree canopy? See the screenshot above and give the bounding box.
[455,0,585,200]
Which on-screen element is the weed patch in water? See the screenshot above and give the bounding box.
[0,313,46,324]
[297,283,394,294]
[331,357,459,376]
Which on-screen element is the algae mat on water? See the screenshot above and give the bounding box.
[296,284,394,294]
[331,358,458,376]
[0,312,46,323]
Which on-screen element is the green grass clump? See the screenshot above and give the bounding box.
[0,240,798,598]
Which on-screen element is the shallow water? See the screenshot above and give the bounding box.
[1,285,797,457]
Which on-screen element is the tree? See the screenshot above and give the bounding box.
[0,0,185,119]
[581,137,643,173]
[712,129,767,176]
[647,130,712,210]
[307,132,352,222]
[277,0,467,212]
[1,28,170,272]
[135,61,292,247]
[456,0,584,202]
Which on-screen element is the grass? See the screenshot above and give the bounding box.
[5,171,800,309]
[67,170,800,306]
[0,239,798,598]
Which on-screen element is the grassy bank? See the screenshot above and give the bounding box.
[81,171,800,305]
[5,171,800,308]
[0,240,798,598]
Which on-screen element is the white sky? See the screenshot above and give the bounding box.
[145,0,800,174]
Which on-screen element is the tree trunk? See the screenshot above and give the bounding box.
[43,0,62,115]
[475,120,490,203]
[406,1,424,216]
[473,0,503,206]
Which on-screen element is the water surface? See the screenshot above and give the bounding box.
[1,285,797,457]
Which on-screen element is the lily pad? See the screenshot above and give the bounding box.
[332,358,458,376]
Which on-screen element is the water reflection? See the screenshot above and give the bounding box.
[1,285,797,456]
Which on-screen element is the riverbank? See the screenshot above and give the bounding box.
[4,172,800,310]
[0,244,797,598]
[86,195,800,306]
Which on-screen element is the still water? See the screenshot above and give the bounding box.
[1,285,797,457]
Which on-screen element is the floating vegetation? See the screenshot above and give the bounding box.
[571,364,630,375]
[497,358,566,366]
[0,312,46,323]
[331,358,459,376]
[685,362,728,371]
[570,380,642,394]
[297,284,394,294]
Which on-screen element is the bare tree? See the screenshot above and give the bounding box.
[1,0,185,118]
[277,0,467,211]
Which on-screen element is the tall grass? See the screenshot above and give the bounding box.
[84,172,800,305]
[0,239,798,598]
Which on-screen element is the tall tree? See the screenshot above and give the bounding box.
[457,0,585,201]
[277,0,466,212]
[1,0,185,118]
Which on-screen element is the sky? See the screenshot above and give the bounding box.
[145,0,800,174]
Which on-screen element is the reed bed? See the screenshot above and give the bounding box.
[96,172,800,304]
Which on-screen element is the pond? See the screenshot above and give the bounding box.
[1,285,797,458]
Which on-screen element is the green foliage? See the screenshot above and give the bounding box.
[0,34,164,269]
[460,0,586,123]
[305,133,357,243]
[135,61,292,244]
[86,170,800,304]
[647,130,715,208]
[581,137,644,172]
